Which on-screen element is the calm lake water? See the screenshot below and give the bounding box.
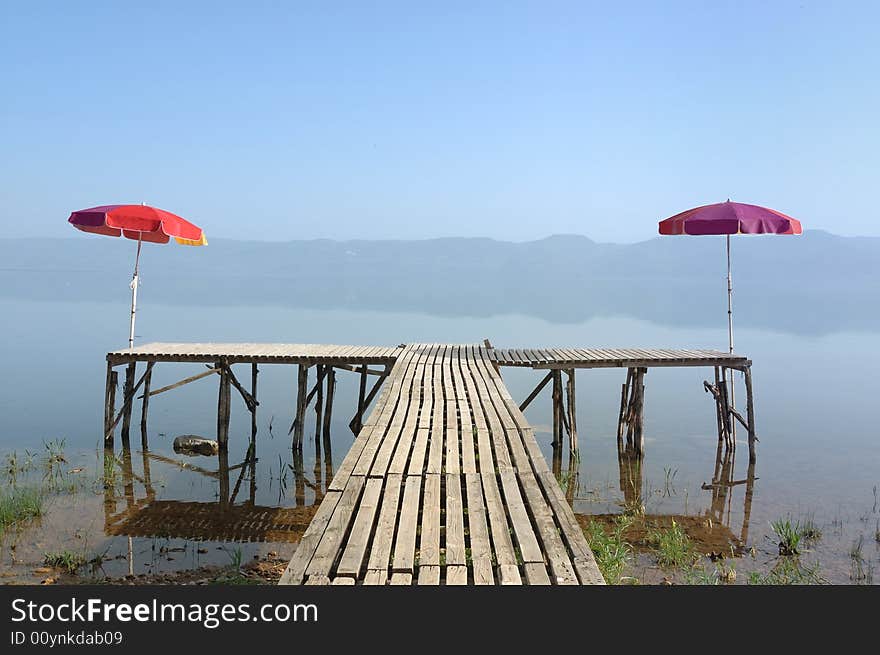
[1,295,878,583]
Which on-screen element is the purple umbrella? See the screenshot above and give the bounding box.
[659,200,802,354]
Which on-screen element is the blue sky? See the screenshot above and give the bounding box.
[1,1,877,242]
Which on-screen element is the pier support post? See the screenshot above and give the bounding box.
[121,362,136,445]
[565,368,578,455]
[744,366,756,463]
[251,363,258,441]
[217,359,231,450]
[617,367,646,457]
[632,368,646,456]
[140,361,152,447]
[323,368,335,452]
[104,364,117,447]
[551,370,563,447]
[315,365,325,449]
[355,364,368,434]
[717,374,733,450]
[617,368,632,455]
[713,366,724,444]
[294,364,308,451]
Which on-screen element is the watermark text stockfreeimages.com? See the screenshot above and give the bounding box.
[10,597,318,630]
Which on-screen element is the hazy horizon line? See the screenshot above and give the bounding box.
[0,227,872,247]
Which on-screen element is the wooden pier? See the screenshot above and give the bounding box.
[103,341,754,586]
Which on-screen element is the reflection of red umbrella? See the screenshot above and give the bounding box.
[68,204,207,349]
[659,200,802,354]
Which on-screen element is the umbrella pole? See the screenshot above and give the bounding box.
[726,234,733,354]
[726,234,736,439]
[129,234,142,351]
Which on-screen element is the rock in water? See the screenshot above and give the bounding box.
[172,435,219,456]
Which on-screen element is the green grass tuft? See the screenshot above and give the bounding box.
[44,550,87,574]
[0,486,44,533]
[748,558,825,585]
[647,519,699,569]
[771,517,802,556]
[583,515,632,584]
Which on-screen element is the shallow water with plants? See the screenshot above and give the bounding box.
[1,294,878,584]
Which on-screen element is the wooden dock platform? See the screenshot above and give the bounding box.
[107,342,402,366]
[279,344,605,585]
[102,341,756,585]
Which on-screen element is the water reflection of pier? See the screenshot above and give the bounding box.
[103,395,336,545]
[555,441,756,553]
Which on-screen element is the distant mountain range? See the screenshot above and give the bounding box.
[1,230,877,335]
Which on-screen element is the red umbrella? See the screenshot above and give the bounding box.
[68,204,207,349]
[659,200,802,355]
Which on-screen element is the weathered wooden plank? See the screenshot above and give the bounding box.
[464,473,494,585]
[445,474,466,566]
[524,562,552,585]
[335,477,384,577]
[305,575,330,585]
[444,398,460,474]
[419,474,441,566]
[278,490,343,584]
[446,566,468,585]
[362,569,388,585]
[391,475,422,573]
[480,469,517,567]
[499,470,543,564]
[536,469,605,585]
[514,465,578,584]
[418,565,441,585]
[456,348,478,474]
[305,476,366,578]
[390,572,412,585]
[499,564,522,585]
[366,474,403,572]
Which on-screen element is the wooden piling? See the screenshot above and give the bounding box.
[323,368,335,451]
[294,364,308,451]
[315,365,325,447]
[616,368,633,454]
[632,368,646,456]
[744,366,756,462]
[565,368,578,454]
[718,374,732,450]
[251,363,258,441]
[140,362,152,449]
[355,364,368,433]
[104,364,117,447]
[713,366,724,443]
[217,360,231,450]
[121,362,136,445]
[551,370,562,447]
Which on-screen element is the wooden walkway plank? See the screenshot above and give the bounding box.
[419,473,441,566]
[464,473,495,585]
[335,478,384,577]
[363,569,388,585]
[445,473,466,566]
[304,476,366,578]
[366,474,403,572]
[499,470,544,564]
[391,475,422,574]
[278,490,343,584]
